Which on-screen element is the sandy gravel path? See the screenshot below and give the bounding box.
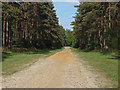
[2,47,112,88]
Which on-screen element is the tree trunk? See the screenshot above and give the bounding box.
[15,22,18,38]
[25,21,27,39]
[109,2,111,28]
[101,3,108,51]
[98,27,102,48]
[2,13,6,47]
[24,3,28,39]
[103,15,108,50]
[103,4,108,50]
[21,21,25,39]
[6,13,9,48]
[30,20,34,45]
[100,6,104,49]
[8,21,11,49]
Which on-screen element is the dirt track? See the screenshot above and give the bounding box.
[2,47,112,88]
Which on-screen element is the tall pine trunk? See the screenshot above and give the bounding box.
[101,3,108,51]
[109,2,111,28]
[98,26,103,48]
[100,4,104,50]
[24,3,28,39]
[103,3,108,51]
[21,21,25,39]
[8,21,11,49]
[2,13,6,47]
[6,13,9,48]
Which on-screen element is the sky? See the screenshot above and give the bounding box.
[52,2,79,30]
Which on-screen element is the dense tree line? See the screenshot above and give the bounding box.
[72,2,120,52]
[2,2,65,49]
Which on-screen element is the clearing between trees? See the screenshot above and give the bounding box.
[3,47,114,88]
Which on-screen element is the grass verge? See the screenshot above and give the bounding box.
[71,48,118,88]
[2,48,64,75]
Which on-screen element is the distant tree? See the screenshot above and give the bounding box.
[65,29,73,46]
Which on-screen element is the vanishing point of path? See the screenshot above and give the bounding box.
[3,47,112,88]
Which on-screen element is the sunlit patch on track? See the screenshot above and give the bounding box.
[49,47,75,62]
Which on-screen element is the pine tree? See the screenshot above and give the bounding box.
[2,2,65,50]
[72,2,119,52]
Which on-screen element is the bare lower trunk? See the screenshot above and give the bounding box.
[100,8,104,49]
[101,3,108,51]
[8,23,11,49]
[6,15,9,48]
[15,22,18,38]
[98,27,102,48]
[21,22,25,39]
[103,6,108,50]
[25,21,27,39]
[2,13,6,46]
[109,3,111,28]
[88,33,91,44]
[30,21,34,44]
[103,16,108,49]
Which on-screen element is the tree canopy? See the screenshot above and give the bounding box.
[2,2,66,49]
[72,2,119,52]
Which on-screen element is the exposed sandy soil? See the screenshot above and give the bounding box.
[2,47,113,88]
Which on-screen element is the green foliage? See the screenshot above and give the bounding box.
[72,2,119,53]
[2,2,66,49]
[65,30,73,46]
